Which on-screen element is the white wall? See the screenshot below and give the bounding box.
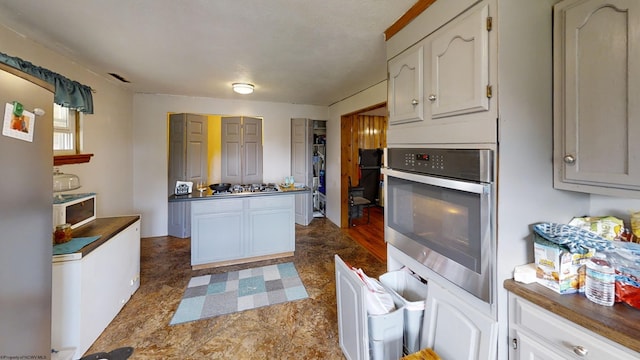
[1,24,135,219]
[6,19,637,241]
[132,94,327,237]
[326,81,388,226]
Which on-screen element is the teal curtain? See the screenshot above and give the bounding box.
[0,51,94,114]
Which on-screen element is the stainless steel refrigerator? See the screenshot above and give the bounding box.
[0,67,53,358]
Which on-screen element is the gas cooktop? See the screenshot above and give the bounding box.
[211,183,279,195]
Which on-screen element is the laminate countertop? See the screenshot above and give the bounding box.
[52,215,140,261]
[504,279,640,353]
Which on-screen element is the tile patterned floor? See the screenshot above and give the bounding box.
[86,217,386,359]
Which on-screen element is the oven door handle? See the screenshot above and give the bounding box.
[383,168,490,194]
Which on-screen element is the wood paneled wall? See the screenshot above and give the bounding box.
[340,106,387,227]
[349,114,387,183]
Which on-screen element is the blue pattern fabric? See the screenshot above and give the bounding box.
[533,222,614,254]
[1,51,94,113]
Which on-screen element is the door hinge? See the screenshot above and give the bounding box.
[486,85,493,98]
[511,338,518,350]
[486,17,493,31]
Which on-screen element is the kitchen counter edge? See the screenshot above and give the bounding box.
[504,279,640,353]
[53,215,140,261]
[168,187,311,202]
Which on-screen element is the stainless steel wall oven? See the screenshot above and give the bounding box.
[384,148,494,303]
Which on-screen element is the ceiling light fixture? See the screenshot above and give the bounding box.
[232,83,254,95]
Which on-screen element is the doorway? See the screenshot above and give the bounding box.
[340,102,388,229]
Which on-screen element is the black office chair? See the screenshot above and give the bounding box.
[348,176,372,226]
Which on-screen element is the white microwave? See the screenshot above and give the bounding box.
[53,193,96,230]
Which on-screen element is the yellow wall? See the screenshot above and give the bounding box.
[207,115,222,184]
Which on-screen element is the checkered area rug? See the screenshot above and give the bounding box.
[170,262,308,325]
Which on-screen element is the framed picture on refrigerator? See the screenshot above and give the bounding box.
[2,101,35,142]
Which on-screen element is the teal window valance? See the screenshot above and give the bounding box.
[0,51,94,114]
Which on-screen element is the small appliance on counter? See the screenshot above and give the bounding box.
[174,181,193,195]
[53,193,96,230]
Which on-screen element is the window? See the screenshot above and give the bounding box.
[53,103,80,155]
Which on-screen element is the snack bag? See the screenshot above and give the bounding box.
[568,216,624,240]
[631,211,640,238]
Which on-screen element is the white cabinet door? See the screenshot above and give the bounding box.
[191,200,244,265]
[247,196,295,256]
[335,255,370,360]
[422,279,497,360]
[554,0,640,195]
[429,3,490,119]
[388,44,424,125]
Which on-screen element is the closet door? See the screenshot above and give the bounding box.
[221,116,263,184]
[221,117,242,184]
[185,114,208,183]
[242,116,263,184]
[291,118,313,226]
[168,113,207,238]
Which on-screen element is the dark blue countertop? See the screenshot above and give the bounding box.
[168,187,310,202]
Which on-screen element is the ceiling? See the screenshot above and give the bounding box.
[0,0,416,106]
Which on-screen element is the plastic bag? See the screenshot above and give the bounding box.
[608,242,640,309]
[568,216,624,240]
[350,267,396,315]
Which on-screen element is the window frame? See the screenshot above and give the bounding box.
[52,103,93,166]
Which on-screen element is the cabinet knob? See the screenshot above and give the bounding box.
[563,155,576,164]
[411,99,419,106]
[573,345,588,356]
[428,94,437,102]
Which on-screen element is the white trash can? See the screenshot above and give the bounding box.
[379,269,429,355]
[367,296,404,360]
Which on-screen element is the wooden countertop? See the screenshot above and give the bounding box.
[504,279,640,353]
[54,216,140,260]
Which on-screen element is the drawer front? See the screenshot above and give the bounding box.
[248,195,293,210]
[192,199,243,214]
[512,296,637,359]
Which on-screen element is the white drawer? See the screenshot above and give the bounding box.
[512,295,638,359]
[191,199,243,214]
[248,195,293,209]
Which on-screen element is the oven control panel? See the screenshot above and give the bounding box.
[387,148,493,183]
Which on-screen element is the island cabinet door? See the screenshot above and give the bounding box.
[191,200,244,265]
[246,196,295,257]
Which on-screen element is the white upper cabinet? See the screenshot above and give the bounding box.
[388,44,424,125]
[386,0,497,145]
[554,0,640,196]
[429,3,490,119]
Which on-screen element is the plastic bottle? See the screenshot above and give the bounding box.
[585,253,616,306]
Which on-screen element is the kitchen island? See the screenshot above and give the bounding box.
[169,186,310,270]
